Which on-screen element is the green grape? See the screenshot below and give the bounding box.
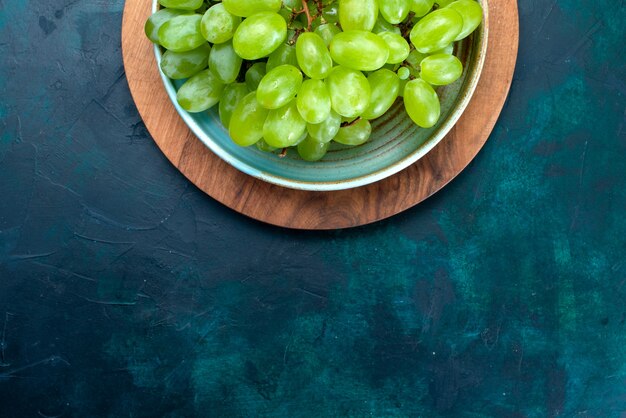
[409,8,463,53]
[256,64,303,109]
[372,16,402,35]
[245,62,267,90]
[406,49,428,67]
[229,92,269,146]
[334,119,372,146]
[379,0,411,24]
[436,44,455,55]
[377,32,410,64]
[296,32,333,79]
[447,0,483,40]
[397,66,410,80]
[339,0,378,31]
[322,2,339,24]
[410,0,435,17]
[222,0,281,17]
[201,3,241,44]
[267,43,299,72]
[398,78,408,97]
[436,0,456,6]
[208,41,242,84]
[403,78,440,128]
[256,139,278,152]
[233,12,287,60]
[145,8,193,44]
[263,101,307,148]
[160,44,210,80]
[219,82,250,128]
[158,14,205,52]
[361,69,400,120]
[298,136,330,161]
[330,31,389,72]
[176,69,225,112]
[158,0,203,11]
[420,53,463,85]
[307,110,342,143]
[297,79,331,124]
[314,24,341,47]
[327,66,371,118]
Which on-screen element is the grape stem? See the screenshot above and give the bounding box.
[299,0,313,31]
[341,117,361,127]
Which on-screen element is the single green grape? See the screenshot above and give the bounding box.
[334,119,372,146]
[233,12,287,60]
[245,62,267,90]
[361,69,401,120]
[176,69,225,112]
[256,139,279,152]
[410,0,435,17]
[263,101,307,148]
[420,53,463,85]
[208,41,242,84]
[307,110,342,143]
[409,8,463,53]
[397,66,410,80]
[256,64,303,109]
[229,92,269,146]
[339,0,378,31]
[297,79,332,124]
[158,14,205,52]
[447,0,483,40]
[219,82,250,128]
[222,0,281,17]
[145,8,193,44]
[322,2,339,24]
[267,43,299,72]
[160,43,211,80]
[377,32,410,64]
[379,0,411,25]
[158,0,203,11]
[201,3,241,44]
[296,32,333,79]
[330,30,389,72]
[314,24,341,47]
[326,66,371,118]
[403,78,441,128]
[297,136,330,161]
[372,16,402,35]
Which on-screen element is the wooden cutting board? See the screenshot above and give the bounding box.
[121,0,519,230]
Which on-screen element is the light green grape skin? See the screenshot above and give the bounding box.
[256,64,303,109]
[334,119,372,146]
[222,0,281,17]
[339,0,378,31]
[306,110,342,143]
[297,79,331,124]
[314,24,341,47]
[436,0,456,7]
[330,31,389,72]
[420,53,463,85]
[409,8,463,53]
[208,41,242,84]
[326,66,371,118]
[297,136,330,161]
[256,139,278,152]
[245,62,267,91]
[406,49,428,67]
[233,12,287,60]
[296,32,333,80]
[219,82,250,128]
[201,3,241,44]
[267,43,299,72]
[361,69,401,120]
[176,69,225,112]
[397,66,410,80]
[229,92,269,146]
[410,0,435,17]
[160,43,210,80]
[447,0,483,40]
[435,44,455,55]
[158,0,203,11]
[145,9,193,44]
[263,101,307,148]
[377,32,410,64]
[322,2,339,24]
[403,78,441,128]
[158,14,205,52]
[372,16,402,35]
[379,0,411,24]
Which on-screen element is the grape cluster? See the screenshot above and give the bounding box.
[146,0,483,161]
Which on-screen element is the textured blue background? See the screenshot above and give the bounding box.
[1,1,625,417]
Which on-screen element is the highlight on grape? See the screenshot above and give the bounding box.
[146,0,483,161]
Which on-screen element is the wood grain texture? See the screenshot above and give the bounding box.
[121,0,519,230]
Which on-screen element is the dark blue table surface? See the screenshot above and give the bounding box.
[1,1,625,417]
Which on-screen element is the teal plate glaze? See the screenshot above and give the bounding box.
[153,1,489,191]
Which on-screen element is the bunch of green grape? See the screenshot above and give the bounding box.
[145,0,483,161]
